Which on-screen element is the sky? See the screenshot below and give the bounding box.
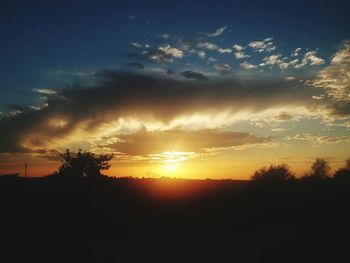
[0,0,349,179]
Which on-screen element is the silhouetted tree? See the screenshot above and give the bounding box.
[334,158,350,182]
[302,158,331,180]
[57,149,114,178]
[251,164,295,181]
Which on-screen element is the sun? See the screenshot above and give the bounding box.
[158,151,194,176]
[162,163,179,173]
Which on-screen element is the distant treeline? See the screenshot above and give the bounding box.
[251,158,350,182]
[1,149,350,182]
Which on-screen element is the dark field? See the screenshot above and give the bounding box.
[1,176,349,262]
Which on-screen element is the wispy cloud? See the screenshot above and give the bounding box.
[32,88,57,95]
[99,128,269,157]
[204,26,227,37]
[197,42,218,50]
[131,42,143,48]
[286,134,350,144]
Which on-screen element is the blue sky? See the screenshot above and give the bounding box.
[1,0,349,106]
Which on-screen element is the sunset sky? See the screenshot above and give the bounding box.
[0,0,349,179]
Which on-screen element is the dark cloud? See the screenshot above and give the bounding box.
[214,64,231,74]
[275,112,293,121]
[167,69,175,75]
[5,104,32,113]
[100,128,270,156]
[0,70,317,153]
[32,149,62,161]
[328,101,350,116]
[181,71,207,80]
[127,62,144,70]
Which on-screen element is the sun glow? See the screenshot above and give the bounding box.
[158,151,194,175]
[162,163,179,173]
[162,151,192,163]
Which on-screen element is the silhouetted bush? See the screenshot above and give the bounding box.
[334,159,350,182]
[334,168,350,181]
[57,149,114,178]
[302,158,331,180]
[251,164,295,182]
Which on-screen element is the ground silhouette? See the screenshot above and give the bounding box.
[1,154,350,261]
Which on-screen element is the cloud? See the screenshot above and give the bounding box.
[127,45,184,63]
[204,26,227,37]
[0,70,318,154]
[303,51,325,65]
[263,54,283,65]
[32,88,58,95]
[248,38,276,52]
[274,112,294,121]
[214,64,231,74]
[147,51,175,63]
[99,128,270,157]
[158,45,184,58]
[279,62,290,69]
[233,44,244,51]
[182,71,207,80]
[294,50,325,68]
[158,33,171,40]
[198,51,206,59]
[197,42,232,55]
[291,48,302,57]
[197,42,218,50]
[262,54,290,69]
[218,48,232,54]
[310,41,349,102]
[289,59,299,66]
[234,51,250,59]
[308,41,350,116]
[131,42,143,48]
[286,134,350,144]
[271,127,287,132]
[240,61,258,69]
